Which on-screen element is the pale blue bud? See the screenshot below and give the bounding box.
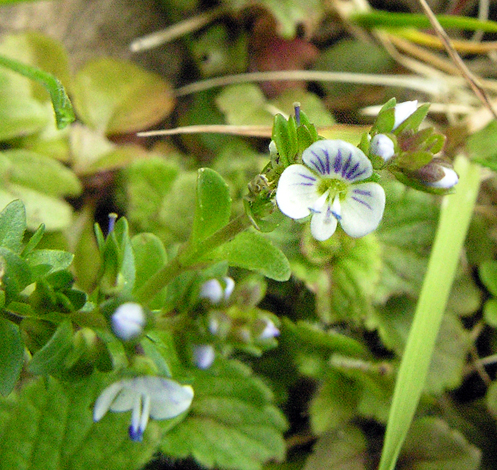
[370,134,395,162]
[111,302,145,341]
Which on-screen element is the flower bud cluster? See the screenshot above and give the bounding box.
[364,99,458,193]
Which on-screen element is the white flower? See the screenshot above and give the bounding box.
[393,100,418,129]
[276,140,386,241]
[193,344,215,369]
[370,134,395,163]
[111,302,145,341]
[200,277,234,304]
[93,376,194,442]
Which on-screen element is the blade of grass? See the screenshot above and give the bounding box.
[351,9,497,34]
[378,154,481,470]
[0,54,75,129]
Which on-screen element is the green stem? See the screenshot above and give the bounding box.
[378,155,481,470]
[135,214,252,305]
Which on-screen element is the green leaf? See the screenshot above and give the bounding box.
[479,260,497,297]
[309,370,360,435]
[378,156,481,470]
[467,120,497,170]
[371,297,471,395]
[72,57,175,134]
[161,357,287,470]
[302,424,367,470]
[0,247,31,303]
[0,199,26,253]
[401,417,481,470]
[191,168,231,245]
[293,232,382,323]
[0,317,23,396]
[0,374,164,470]
[25,249,74,278]
[28,320,73,376]
[484,298,497,328]
[132,233,168,308]
[210,231,291,281]
[0,185,73,231]
[0,32,72,136]
[1,150,81,197]
[375,181,438,303]
[124,156,180,239]
[313,37,393,99]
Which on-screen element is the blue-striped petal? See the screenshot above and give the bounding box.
[339,183,385,238]
[276,164,320,219]
[302,140,373,182]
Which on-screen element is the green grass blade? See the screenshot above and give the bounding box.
[351,10,497,34]
[0,53,75,129]
[378,155,481,470]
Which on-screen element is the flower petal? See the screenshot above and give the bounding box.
[302,140,372,182]
[393,100,418,129]
[93,381,125,421]
[339,183,385,238]
[143,378,194,420]
[310,207,338,241]
[109,387,137,412]
[276,164,320,219]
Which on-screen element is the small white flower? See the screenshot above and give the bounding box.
[111,303,145,341]
[370,134,395,163]
[276,140,386,241]
[193,344,215,369]
[93,376,194,442]
[393,100,418,129]
[258,319,280,340]
[200,277,234,304]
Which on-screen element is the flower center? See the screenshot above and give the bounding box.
[317,178,348,201]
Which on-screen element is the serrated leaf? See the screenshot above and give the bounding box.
[375,181,438,303]
[293,233,381,323]
[371,297,470,394]
[209,231,291,281]
[72,57,175,134]
[191,168,231,245]
[0,374,164,470]
[0,199,26,253]
[0,317,23,396]
[161,358,287,470]
[302,423,368,470]
[401,417,481,470]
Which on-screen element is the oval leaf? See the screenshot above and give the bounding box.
[191,168,231,245]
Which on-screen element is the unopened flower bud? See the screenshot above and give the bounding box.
[393,100,418,129]
[200,277,235,304]
[370,134,395,163]
[193,344,215,369]
[258,318,280,340]
[111,302,145,341]
[409,158,458,189]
